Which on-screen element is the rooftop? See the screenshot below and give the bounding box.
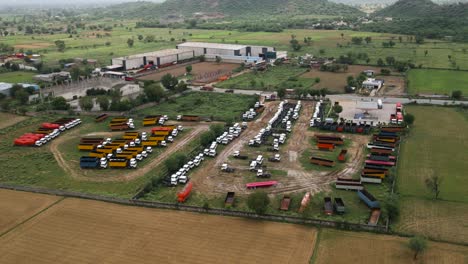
[177,42,248,50]
[117,49,193,60]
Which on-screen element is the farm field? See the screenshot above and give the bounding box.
[136,92,257,121]
[139,62,239,83]
[0,197,317,264]
[0,71,35,83]
[407,69,468,95]
[0,189,61,234]
[0,112,28,129]
[313,229,468,264]
[216,64,310,90]
[395,106,468,244]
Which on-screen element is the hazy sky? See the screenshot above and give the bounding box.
[0,0,165,7]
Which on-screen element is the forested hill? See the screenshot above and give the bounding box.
[363,0,468,42]
[100,0,363,18]
[374,0,468,17]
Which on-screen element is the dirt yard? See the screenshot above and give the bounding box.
[300,65,387,93]
[377,75,407,96]
[13,43,52,49]
[0,113,28,130]
[314,229,468,264]
[0,189,61,234]
[0,197,317,264]
[138,62,239,83]
[50,123,209,182]
[190,100,369,197]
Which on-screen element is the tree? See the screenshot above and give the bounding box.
[215,56,222,63]
[333,104,343,114]
[51,97,70,110]
[424,50,428,56]
[127,38,134,48]
[451,90,462,100]
[138,34,143,41]
[415,35,424,44]
[79,96,94,111]
[398,36,403,43]
[247,191,270,214]
[340,33,344,39]
[277,87,286,99]
[364,36,372,44]
[15,89,30,104]
[200,130,216,147]
[351,37,363,45]
[70,67,81,81]
[54,40,66,52]
[408,236,427,260]
[315,77,320,83]
[175,81,188,93]
[185,65,192,74]
[377,58,385,66]
[385,56,396,65]
[289,35,301,51]
[144,84,165,102]
[96,96,109,111]
[425,175,442,200]
[383,194,399,221]
[403,113,415,125]
[160,74,178,90]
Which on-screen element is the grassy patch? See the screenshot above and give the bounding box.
[136,92,256,121]
[216,65,308,90]
[0,71,36,83]
[408,69,468,95]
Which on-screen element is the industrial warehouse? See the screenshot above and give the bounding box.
[111,42,287,70]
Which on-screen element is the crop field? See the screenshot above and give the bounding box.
[407,69,468,95]
[0,112,28,130]
[395,106,468,243]
[0,71,36,83]
[313,229,468,264]
[0,189,61,234]
[216,65,310,90]
[136,92,257,121]
[0,197,317,264]
[139,62,239,83]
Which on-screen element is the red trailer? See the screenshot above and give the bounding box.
[365,160,395,167]
[280,196,291,211]
[317,143,335,151]
[245,181,278,189]
[338,149,348,162]
[177,182,193,203]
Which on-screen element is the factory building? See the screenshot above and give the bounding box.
[111,49,195,71]
[176,42,280,60]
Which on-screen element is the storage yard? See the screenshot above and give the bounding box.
[0,196,317,264]
[138,62,239,83]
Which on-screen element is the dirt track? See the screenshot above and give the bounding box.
[190,100,368,196]
[49,125,209,182]
[0,197,317,264]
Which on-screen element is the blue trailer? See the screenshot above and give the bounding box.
[80,157,104,169]
[358,189,380,209]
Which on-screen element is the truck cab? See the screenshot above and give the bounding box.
[129,158,137,168]
[172,129,178,137]
[100,158,108,169]
[256,155,264,165]
[233,150,240,157]
[146,146,153,153]
[178,175,189,184]
[167,136,174,143]
[249,161,258,171]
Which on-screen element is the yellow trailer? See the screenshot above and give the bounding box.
[149,136,166,141]
[362,173,386,179]
[142,140,159,147]
[123,132,139,140]
[127,147,144,152]
[115,154,135,160]
[153,131,170,136]
[109,159,128,168]
[96,147,115,154]
[78,144,96,151]
[89,151,106,158]
[143,117,159,126]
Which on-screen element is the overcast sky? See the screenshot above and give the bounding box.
[0,0,165,8]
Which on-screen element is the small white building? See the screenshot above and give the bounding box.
[111,49,196,70]
[362,78,384,90]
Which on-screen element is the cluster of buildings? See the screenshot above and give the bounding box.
[111,42,287,71]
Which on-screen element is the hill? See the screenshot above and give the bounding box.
[375,0,468,17]
[101,0,363,18]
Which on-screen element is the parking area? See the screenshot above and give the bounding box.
[334,99,397,124]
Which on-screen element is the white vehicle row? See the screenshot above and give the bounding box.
[170,152,205,186]
[242,101,263,120]
[310,100,323,127]
[216,123,244,145]
[35,119,82,147]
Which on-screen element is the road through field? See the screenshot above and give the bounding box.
[0,197,317,264]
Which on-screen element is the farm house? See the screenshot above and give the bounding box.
[111,49,196,70]
[176,42,281,61]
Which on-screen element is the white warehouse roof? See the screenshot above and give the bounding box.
[116,49,193,60]
[177,42,248,50]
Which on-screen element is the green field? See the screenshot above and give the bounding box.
[136,92,257,121]
[2,23,468,70]
[395,106,468,244]
[217,65,311,90]
[408,69,468,95]
[0,71,35,83]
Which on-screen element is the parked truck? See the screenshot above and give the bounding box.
[80,157,107,169]
[334,198,345,214]
[221,163,235,173]
[95,114,109,122]
[298,192,311,213]
[324,197,333,215]
[280,196,291,211]
[310,157,335,167]
[177,182,193,203]
[358,189,380,209]
[233,151,248,160]
[224,192,235,207]
[338,149,348,162]
[108,158,137,169]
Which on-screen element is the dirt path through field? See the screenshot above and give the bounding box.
[0,113,28,130]
[49,125,209,182]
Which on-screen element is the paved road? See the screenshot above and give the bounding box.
[189,86,467,105]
